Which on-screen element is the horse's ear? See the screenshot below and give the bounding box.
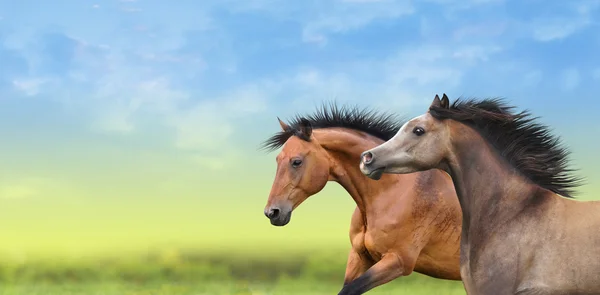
[277,117,290,131]
[298,118,312,138]
[441,93,450,109]
[430,94,442,108]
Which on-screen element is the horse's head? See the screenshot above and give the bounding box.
[263,117,331,226]
[360,94,452,178]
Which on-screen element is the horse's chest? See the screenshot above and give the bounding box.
[460,245,522,294]
[361,229,387,261]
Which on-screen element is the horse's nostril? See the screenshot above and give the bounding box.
[265,208,280,219]
[362,151,373,164]
[270,208,280,219]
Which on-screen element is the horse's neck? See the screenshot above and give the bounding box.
[446,126,537,240]
[315,129,394,218]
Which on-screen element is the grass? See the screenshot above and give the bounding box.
[0,279,466,295]
[0,248,466,294]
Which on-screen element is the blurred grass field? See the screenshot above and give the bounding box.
[0,248,466,294]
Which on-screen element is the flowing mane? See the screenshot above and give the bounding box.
[429,97,583,198]
[261,102,407,151]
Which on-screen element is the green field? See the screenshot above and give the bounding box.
[0,280,466,295]
[0,249,466,295]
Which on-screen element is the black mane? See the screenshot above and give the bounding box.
[429,97,583,198]
[261,102,406,151]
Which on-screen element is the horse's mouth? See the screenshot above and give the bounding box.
[365,167,385,180]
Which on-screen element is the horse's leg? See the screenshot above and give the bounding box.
[338,252,406,295]
[343,248,372,286]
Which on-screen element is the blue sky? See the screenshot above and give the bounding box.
[1,0,600,173]
[2,0,600,255]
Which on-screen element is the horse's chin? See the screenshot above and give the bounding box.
[365,167,385,180]
[385,165,420,175]
[270,212,292,227]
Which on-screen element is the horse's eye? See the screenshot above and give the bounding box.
[291,159,303,168]
[413,127,426,136]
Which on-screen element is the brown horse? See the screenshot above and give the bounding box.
[359,94,600,294]
[261,104,463,295]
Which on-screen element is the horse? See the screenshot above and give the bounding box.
[260,103,463,295]
[359,94,599,294]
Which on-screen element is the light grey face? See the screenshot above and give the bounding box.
[359,100,452,180]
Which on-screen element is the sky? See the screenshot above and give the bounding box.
[0,0,600,256]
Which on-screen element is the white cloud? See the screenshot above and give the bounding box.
[277,41,504,112]
[421,0,506,11]
[3,26,267,170]
[219,0,416,44]
[80,75,271,169]
[531,18,590,42]
[522,70,543,88]
[66,72,271,169]
[593,68,600,80]
[1,0,523,170]
[451,45,503,63]
[86,77,189,134]
[168,84,268,151]
[529,1,599,42]
[12,78,49,96]
[573,0,600,15]
[268,43,500,112]
[375,44,505,107]
[181,124,234,152]
[561,68,580,91]
[383,44,497,86]
[170,102,235,151]
[91,107,136,134]
[302,0,414,44]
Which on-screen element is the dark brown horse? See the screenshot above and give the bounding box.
[360,94,599,294]
[261,104,463,295]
